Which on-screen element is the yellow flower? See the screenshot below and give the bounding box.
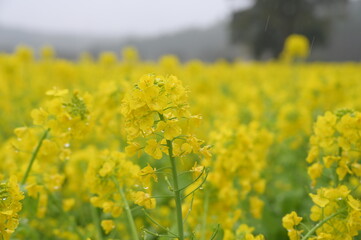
[46,87,69,97]
[235,224,265,240]
[180,142,193,154]
[351,163,361,176]
[102,201,115,214]
[45,173,65,191]
[253,179,266,194]
[306,147,319,163]
[157,120,182,140]
[336,159,351,180]
[144,139,166,160]
[31,108,48,125]
[347,210,361,236]
[125,142,142,157]
[322,156,340,168]
[62,198,75,212]
[190,162,204,179]
[324,185,350,200]
[249,196,264,219]
[132,191,156,209]
[101,220,115,234]
[138,164,158,187]
[99,52,117,65]
[281,34,309,61]
[308,162,323,186]
[0,176,24,240]
[26,183,42,198]
[236,224,254,235]
[282,211,302,230]
[287,229,303,240]
[310,205,322,221]
[99,161,116,177]
[347,195,361,210]
[309,192,329,208]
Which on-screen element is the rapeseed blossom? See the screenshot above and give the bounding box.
[0,45,361,239]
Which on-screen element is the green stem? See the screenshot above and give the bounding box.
[178,167,205,191]
[166,139,184,240]
[301,211,342,240]
[143,228,176,238]
[182,171,208,200]
[143,210,178,238]
[112,177,139,240]
[21,128,50,185]
[210,225,220,240]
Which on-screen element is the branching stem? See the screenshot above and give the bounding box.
[301,210,343,240]
[166,139,184,240]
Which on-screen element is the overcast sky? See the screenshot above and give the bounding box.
[0,0,252,37]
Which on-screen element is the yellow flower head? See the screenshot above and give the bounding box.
[138,164,158,187]
[281,34,310,61]
[132,191,156,209]
[0,176,24,240]
[282,211,302,230]
[101,220,115,234]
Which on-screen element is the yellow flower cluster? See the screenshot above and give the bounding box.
[281,34,310,62]
[224,224,265,240]
[87,150,145,218]
[307,110,361,185]
[282,211,303,240]
[184,122,273,238]
[121,74,211,162]
[0,176,24,240]
[1,45,361,239]
[120,73,212,240]
[309,185,361,239]
[284,185,361,240]
[284,110,361,240]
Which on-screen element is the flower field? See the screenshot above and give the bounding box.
[1,45,361,240]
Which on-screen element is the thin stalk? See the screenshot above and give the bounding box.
[301,210,342,240]
[210,225,220,240]
[183,193,194,224]
[112,176,139,240]
[155,166,172,172]
[143,228,176,238]
[131,205,143,212]
[21,128,50,185]
[179,168,205,191]
[166,139,184,240]
[143,210,178,238]
[182,171,208,200]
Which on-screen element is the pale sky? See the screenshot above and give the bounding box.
[0,0,252,37]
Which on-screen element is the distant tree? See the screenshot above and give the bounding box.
[230,0,348,59]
